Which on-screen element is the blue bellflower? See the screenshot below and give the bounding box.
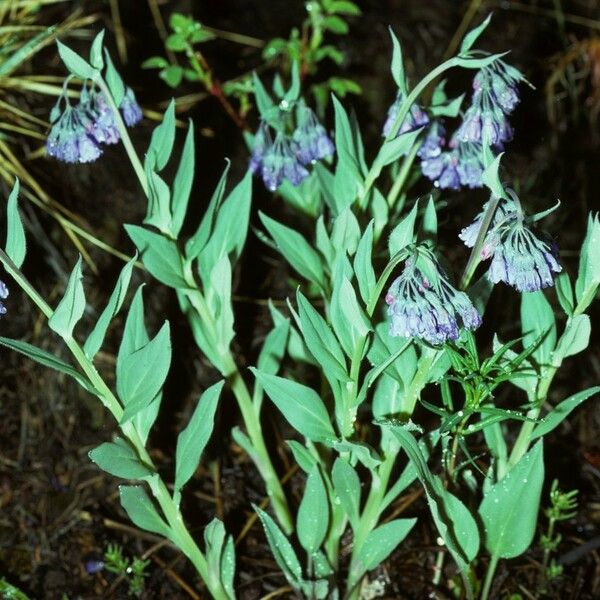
[80,88,120,146]
[120,87,143,127]
[421,149,461,190]
[460,197,562,292]
[46,104,102,163]
[386,252,481,345]
[292,105,335,165]
[382,90,429,138]
[260,132,309,191]
[417,122,446,160]
[0,279,8,315]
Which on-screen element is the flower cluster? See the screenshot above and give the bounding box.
[46,84,142,164]
[460,196,562,292]
[386,250,481,345]
[382,90,429,138]
[419,59,524,190]
[0,279,8,315]
[250,103,334,191]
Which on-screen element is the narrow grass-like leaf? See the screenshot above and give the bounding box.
[5,179,26,268]
[171,120,195,237]
[104,49,125,105]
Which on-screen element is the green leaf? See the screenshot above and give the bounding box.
[459,13,493,54]
[171,120,195,237]
[186,161,230,260]
[297,466,330,554]
[175,381,224,492]
[89,437,153,479]
[575,212,600,311]
[555,271,574,315]
[389,200,418,256]
[521,291,556,365]
[56,40,96,79]
[421,196,437,240]
[259,212,325,289]
[103,50,125,106]
[125,225,188,288]
[284,61,301,103]
[354,221,376,304]
[144,168,172,233]
[5,179,26,268]
[331,208,361,257]
[389,27,406,92]
[142,56,169,69]
[479,441,544,559]
[0,337,92,393]
[331,458,361,529]
[117,322,171,422]
[251,369,336,442]
[252,72,274,118]
[530,386,600,441]
[254,505,303,588]
[204,519,236,600]
[329,1,361,15]
[119,485,171,537]
[554,314,590,360]
[84,254,136,359]
[352,518,416,576]
[385,423,479,571]
[48,256,86,339]
[375,127,422,169]
[323,15,349,34]
[89,31,105,74]
[160,65,184,88]
[481,152,506,199]
[166,33,187,51]
[296,291,348,382]
[147,99,176,171]
[134,393,162,446]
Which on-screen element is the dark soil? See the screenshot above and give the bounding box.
[1,1,600,598]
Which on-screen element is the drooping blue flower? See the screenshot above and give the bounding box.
[260,132,309,191]
[417,121,446,160]
[46,104,102,164]
[292,104,335,165]
[249,120,272,175]
[382,90,429,138]
[460,196,562,291]
[386,251,481,345]
[421,149,461,190]
[80,88,120,146]
[473,61,524,115]
[120,86,143,126]
[456,142,486,188]
[84,560,105,574]
[455,105,513,146]
[0,279,8,315]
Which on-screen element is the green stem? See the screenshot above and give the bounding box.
[0,251,228,599]
[95,77,148,196]
[480,554,499,600]
[358,57,458,204]
[460,196,499,290]
[386,140,421,211]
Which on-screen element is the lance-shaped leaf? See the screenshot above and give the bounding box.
[204,518,236,600]
[56,40,96,79]
[84,254,136,359]
[479,441,544,559]
[554,314,591,361]
[351,518,416,578]
[389,201,418,256]
[332,457,361,529]
[481,151,506,200]
[171,120,195,237]
[119,485,172,537]
[117,321,171,422]
[575,212,600,311]
[5,179,26,268]
[89,437,153,479]
[174,381,224,492]
[521,291,556,366]
[354,220,376,304]
[0,337,92,393]
[251,368,336,442]
[459,13,493,54]
[89,29,105,70]
[254,505,303,589]
[48,256,86,339]
[389,27,407,92]
[103,49,125,105]
[252,72,275,118]
[146,99,176,171]
[125,225,187,288]
[375,127,423,169]
[297,465,330,554]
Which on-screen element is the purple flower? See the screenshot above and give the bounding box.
[260,133,309,191]
[46,105,102,164]
[460,196,562,292]
[81,89,120,145]
[85,560,105,574]
[455,106,512,146]
[456,142,485,188]
[249,120,273,175]
[417,122,446,160]
[421,150,460,190]
[473,61,524,115]
[120,87,143,126]
[383,91,429,138]
[386,252,481,345]
[0,279,8,315]
[292,105,335,165]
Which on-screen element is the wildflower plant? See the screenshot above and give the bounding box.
[1,13,599,600]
